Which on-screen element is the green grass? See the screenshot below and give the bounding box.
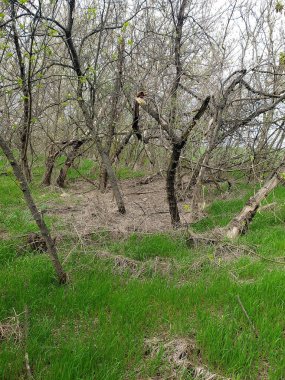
[115,166,145,180]
[0,247,284,379]
[108,233,191,261]
[1,166,285,379]
[0,169,60,236]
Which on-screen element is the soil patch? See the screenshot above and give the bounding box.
[48,177,202,237]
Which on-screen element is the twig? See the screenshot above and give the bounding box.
[236,295,259,338]
[133,201,146,216]
[25,353,33,379]
[230,243,285,264]
[24,306,33,379]
[125,190,161,195]
[187,232,285,265]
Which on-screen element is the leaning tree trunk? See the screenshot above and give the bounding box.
[225,166,284,239]
[0,135,67,284]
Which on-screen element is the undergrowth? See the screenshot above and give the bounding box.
[0,164,285,379]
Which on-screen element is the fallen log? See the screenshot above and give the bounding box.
[224,164,285,239]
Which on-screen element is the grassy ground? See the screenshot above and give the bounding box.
[0,161,285,379]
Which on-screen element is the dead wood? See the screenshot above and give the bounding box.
[224,163,285,239]
[236,295,259,338]
[27,232,48,252]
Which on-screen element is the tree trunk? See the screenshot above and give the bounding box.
[97,141,126,214]
[11,3,32,182]
[112,130,133,162]
[99,167,108,191]
[99,39,124,191]
[225,167,284,239]
[63,5,125,214]
[0,135,67,284]
[56,140,84,188]
[42,146,60,186]
[166,143,184,227]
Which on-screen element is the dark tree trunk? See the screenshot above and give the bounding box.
[166,143,184,227]
[112,131,133,162]
[11,3,32,182]
[0,135,67,284]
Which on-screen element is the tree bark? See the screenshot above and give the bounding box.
[42,146,61,186]
[166,142,185,227]
[11,3,32,182]
[0,135,67,284]
[97,144,126,214]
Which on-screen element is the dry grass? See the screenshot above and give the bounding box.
[141,335,230,379]
[0,310,23,343]
[47,178,202,237]
[95,251,174,278]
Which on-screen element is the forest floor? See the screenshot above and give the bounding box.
[46,176,200,238]
[0,162,285,379]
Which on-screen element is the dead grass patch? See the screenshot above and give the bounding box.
[95,251,175,278]
[139,335,230,379]
[0,310,23,343]
[48,177,204,237]
[0,228,10,240]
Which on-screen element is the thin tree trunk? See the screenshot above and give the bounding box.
[0,135,67,284]
[166,0,188,227]
[11,4,32,182]
[63,12,125,214]
[112,131,133,162]
[96,141,126,214]
[190,119,217,208]
[99,39,125,191]
[166,143,184,227]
